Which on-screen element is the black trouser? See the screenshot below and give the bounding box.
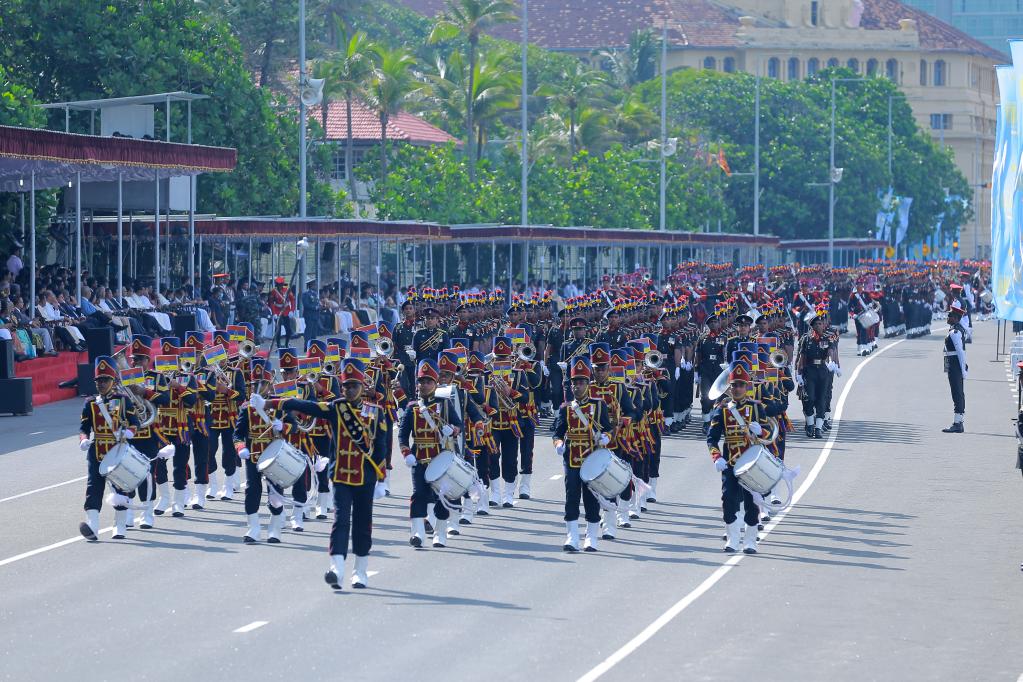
[948,369,965,414]
[549,362,564,410]
[171,441,193,490]
[466,447,490,486]
[307,433,333,494]
[649,429,661,478]
[563,462,600,523]
[210,427,238,478]
[409,461,450,519]
[292,463,310,506]
[614,446,633,502]
[855,319,870,345]
[84,448,133,511]
[132,437,162,502]
[489,449,501,483]
[676,368,695,415]
[154,456,168,485]
[721,465,759,526]
[380,417,394,471]
[190,430,212,485]
[275,315,293,348]
[303,315,319,349]
[243,458,284,516]
[518,418,535,475]
[803,365,830,421]
[698,366,718,416]
[494,428,519,483]
[329,462,375,558]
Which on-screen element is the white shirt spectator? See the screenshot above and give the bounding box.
[6,253,23,278]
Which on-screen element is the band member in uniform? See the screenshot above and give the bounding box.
[438,349,488,524]
[695,312,727,434]
[795,309,837,439]
[706,363,769,554]
[942,302,968,433]
[398,359,463,548]
[552,357,612,552]
[234,358,289,543]
[125,335,170,529]
[269,276,297,348]
[545,310,568,413]
[206,329,246,501]
[511,339,543,500]
[78,356,140,541]
[184,331,214,510]
[306,339,340,515]
[276,347,314,531]
[258,359,387,589]
[394,300,418,392]
[156,337,197,517]
[559,317,593,410]
[412,307,449,368]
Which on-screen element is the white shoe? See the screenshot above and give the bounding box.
[191,484,207,510]
[602,509,616,539]
[220,475,235,501]
[410,518,426,547]
[563,521,580,552]
[648,477,658,503]
[243,513,260,542]
[291,503,305,531]
[502,479,515,507]
[459,500,474,525]
[267,513,284,543]
[112,509,128,539]
[207,473,219,500]
[478,486,490,514]
[724,519,743,552]
[325,554,345,589]
[584,522,601,552]
[316,492,331,519]
[433,519,448,547]
[743,523,759,554]
[79,509,100,540]
[352,555,369,588]
[171,488,187,517]
[518,474,532,500]
[154,482,171,514]
[629,495,641,520]
[616,504,631,528]
[140,501,155,529]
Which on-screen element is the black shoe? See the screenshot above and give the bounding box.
[823,421,832,432]
[458,518,471,525]
[424,520,434,534]
[449,528,460,536]
[724,546,737,553]
[563,544,579,552]
[267,537,281,544]
[742,547,758,555]
[584,546,598,553]
[813,428,823,439]
[172,510,184,518]
[942,423,964,433]
[476,509,489,516]
[519,493,530,500]
[488,500,499,508]
[316,513,327,520]
[79,522,98,541]
[410,535,423,548]
[140,522,152,530]
[602,533,614,540]
[243,535,256,543]
[805,424,813,437]
[502,501,513,508]
[191,503,204,511]
[757,523,764,531]
[324,570,341,589]
[153,509,164,516]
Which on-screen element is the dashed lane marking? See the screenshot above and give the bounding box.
[233,621,269,634]
[0,527,115,568]
[0,476,88,504]
[550,474,563,480]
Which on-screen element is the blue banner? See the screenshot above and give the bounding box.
[993,50,1023,320]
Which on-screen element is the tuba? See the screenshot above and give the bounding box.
[114,348,158,428]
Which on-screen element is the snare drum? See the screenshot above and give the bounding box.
[257,439,308,488]
[425,450,477,501]
[579,448,632,498]
[99,442,150,492]
[856,309,880,328]
[733,444,784,496]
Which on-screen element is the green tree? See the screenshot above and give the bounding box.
[367,44,421,182]
[429,0,518,182]
[318,23,376,184]
[535,61,608,161]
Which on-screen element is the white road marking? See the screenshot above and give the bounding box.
[29,431,44,435]
[577,335,911,682]
[367,571,379,577]
[0,527,114,568]
[549,474,563,480]
[233,621,268,633]
[0,476,88,504]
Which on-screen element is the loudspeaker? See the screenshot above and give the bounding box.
[84,326,114,363]
[0,377,33,415]
[173,313,196,341]
[77,363,96,396]
[0,338,14,379]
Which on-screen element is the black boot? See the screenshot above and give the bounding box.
[942,422,964,433]
[813,427,823,439]
[805,423,814,438]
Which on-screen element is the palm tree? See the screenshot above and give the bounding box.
[429,0,518,181]
[320,22,375,185]
[535,61,608,160]
[367,44,421,182]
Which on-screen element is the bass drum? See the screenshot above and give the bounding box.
[99,442,150,492]
[579,448,632,499]
[732,444,784,496]
[856,309,880,328]
[424,450,476,501]
[257,439,308,488]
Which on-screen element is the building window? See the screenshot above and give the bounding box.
[847,58,859,73]
[866,58,878,76]
[934,59,947,86]
[807,58,819,76]
[920,59,928,86]
[788,57,800,80]
[703,56,717,71]
[886,58,899,82]
[723,57,736,73]
[827,57,840,68]
[768,57,780,78]
[930,113,952,130]
[811,1,819,26]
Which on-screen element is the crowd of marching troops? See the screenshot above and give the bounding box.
[76,259,989,587]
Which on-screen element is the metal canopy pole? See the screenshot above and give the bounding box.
[491,240,496,291]
[376,238,382,297]
[29,172,35,308]
[248,237,253,287]
[117,172,123,309]
[507,242,513,295]
[154,171,161,293]
[75,172,82,303]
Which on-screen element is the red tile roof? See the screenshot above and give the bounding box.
[315,98,456,145]
[395,0,1003,58]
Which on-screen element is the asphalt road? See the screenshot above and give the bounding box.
[1,320,1021,682]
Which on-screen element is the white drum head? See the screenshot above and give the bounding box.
[98,443,125,475]
[580,448,613,482]
[424,450,456,483]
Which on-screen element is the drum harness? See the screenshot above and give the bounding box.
[570,400,651,512]
[418,399,482,511]
[725,402,799,512]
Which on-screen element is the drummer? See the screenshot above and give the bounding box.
[79,356,141,541]
[706,363,770,554]
[126,335,171,530]
[262,359,387,590]
[438,349,488,526]
[552,357,612,553]
[398,359,463,549]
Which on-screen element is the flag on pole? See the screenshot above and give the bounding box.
[119,367,144,386]
[203,344,228,367]
[273,380,299,398]
[155,355,178,373]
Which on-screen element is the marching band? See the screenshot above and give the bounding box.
[74,259,987,586]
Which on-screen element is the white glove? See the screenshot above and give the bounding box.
[79,437,92,452]
[249,394,266,411]
[542,363,550,377]
[825,360,838,372]
[237,447,250,461]
[714,457,728,472]
[683,361,693,371]
[395,408,405,423]
[748,422,763,437]
[962,371,968,380]
[271,419,283,433]
[833,366,842,377]
[407,349,417,360]
[795,374,804,386]
[315,456,329,472]
[440,424,454,438]
[557,361,567,371]
[598,433,610,447]
[404,454,417,468]
[121,428,135,440]
[674,367,681,380]
[374,482,387,500]
[555,441,566,456]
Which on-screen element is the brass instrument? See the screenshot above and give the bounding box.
[374,337,394,358]
[644,350,665,369]
[769,349,788,369]
[113,348,158,428]
[515,343,536,363]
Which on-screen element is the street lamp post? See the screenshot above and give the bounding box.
[659,21,667,232]
[521,0,528,227]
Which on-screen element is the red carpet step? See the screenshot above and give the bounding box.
[15,350,88,407]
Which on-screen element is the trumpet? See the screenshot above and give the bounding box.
[374,337,394,358]
[515,343,536,363]
[769,349,788,369]
[644,350,665,369]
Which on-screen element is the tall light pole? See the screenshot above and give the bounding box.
[659,20,667,232]
[298,0,307,218]
[520,0,528,227]
[753,61,760,237]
